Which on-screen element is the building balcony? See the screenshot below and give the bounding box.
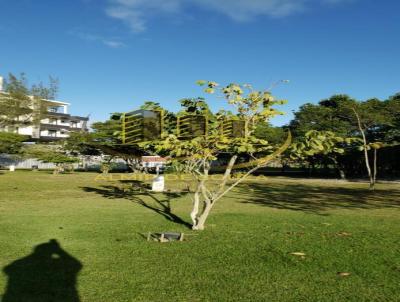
[40,123,71,130]
[37,136,65,141]
[69,127,87,132]
[46,112,71,118]
[70,115,89,121]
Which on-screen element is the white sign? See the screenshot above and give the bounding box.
[9,165,15,172]
[152,175,165,192]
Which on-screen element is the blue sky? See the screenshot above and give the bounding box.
[1,0,399,126]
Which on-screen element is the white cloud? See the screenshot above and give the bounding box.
[106,0,182,32]
[192,0,306,21]
[69,30,126,48]
[102,40,125,48]
[323,0,355,4]
[106,6,146,33]
[105,0,355,32]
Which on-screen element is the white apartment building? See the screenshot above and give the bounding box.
[0,76,88,141]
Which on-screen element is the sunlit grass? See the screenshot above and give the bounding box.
[0,171,399,301]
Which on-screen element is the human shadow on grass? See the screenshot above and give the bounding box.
[81,181,192,229]
[1,239,82,302]
[234,182,400,214]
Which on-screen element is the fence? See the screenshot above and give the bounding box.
[0,154,128,171]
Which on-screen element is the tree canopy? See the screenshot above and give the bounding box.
[137,81,291,230]
[0,73,58,129]
[0,132,27,155]
[289,92,400,184]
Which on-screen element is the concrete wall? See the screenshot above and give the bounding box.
[0,154,128,171]
[0,154,61,169]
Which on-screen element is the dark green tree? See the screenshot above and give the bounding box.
[382,93,400,143]
[0,132,27,154]
[254,121,286,145]
[23,144,79,174]
[83,113,145,171]
[290,94,397,189]
[289,95,355,138]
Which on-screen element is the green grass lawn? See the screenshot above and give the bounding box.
[0,171,399,301]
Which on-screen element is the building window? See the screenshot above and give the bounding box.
[48,130,57,137]
[71,121,78,128]
[49,118,57,125]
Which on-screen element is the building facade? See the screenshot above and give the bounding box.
[0,77,88,141]
[21,99,88,141]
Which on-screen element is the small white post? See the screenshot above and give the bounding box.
[152,175,165,192]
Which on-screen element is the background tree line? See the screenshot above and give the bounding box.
[1,73,399,183]
[287,93,400,184]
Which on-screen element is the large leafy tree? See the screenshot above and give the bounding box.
[63,132,101,157]
[290,94,398,188]
[290,130,359,179]
[254,121,287,145]
[349,101,389,190]
[65,113,146,171]
[382,93,400,143]
[146,81,291,230]
[23,144,79,174]
[289,95,355,138]
[0,132,27,155]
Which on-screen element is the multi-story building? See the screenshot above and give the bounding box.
[0,76,89,141]
[23,100,89,141]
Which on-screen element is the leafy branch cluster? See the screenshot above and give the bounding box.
[142,81,291,230]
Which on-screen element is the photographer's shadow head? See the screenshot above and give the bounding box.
[2,239,82,302]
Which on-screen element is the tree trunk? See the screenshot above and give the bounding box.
[372,148,377,191]
[191,156,238,230]
[332,158,346,180]
[191,164,208,230]
[216,155,237,196]
[308,161,314,177]
[365,148,374,190]
[352,108,373,190]
[193,202,212,230]
[190,189,200,228]
[82,156,88,172]
[53,164,62,175]
[189,131,292,231]
[339,169,346,180]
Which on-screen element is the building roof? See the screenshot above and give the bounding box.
[42,99,70,106]
[70,115,89,121]
[141,156,167,163]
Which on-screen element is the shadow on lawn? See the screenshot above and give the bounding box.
[1,239,82,302]
[81,180,192,229]
[235,182,400,214]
